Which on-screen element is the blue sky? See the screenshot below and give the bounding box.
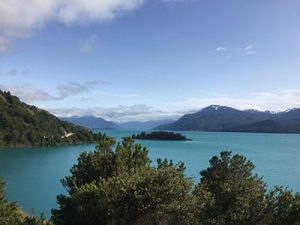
[1,0,300,121]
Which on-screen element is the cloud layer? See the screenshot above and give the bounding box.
[0,0,145,54]
[166,89,300,113]
[1,82,300,121]
[0,84,52,102]
[46,89,300,122]
[55,80,108,100]
[48,104,182,122]
[215,45,256,57]
[0,80,107,102]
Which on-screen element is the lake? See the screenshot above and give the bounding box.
[0,130,300,218]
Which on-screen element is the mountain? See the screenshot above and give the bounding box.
[61,117,175,130]
[155,105,300,133]
[117,120,176,130]
[61,116,120,130]
[233,120,300,133]
[278,108,300,122]
[0,90,100,147]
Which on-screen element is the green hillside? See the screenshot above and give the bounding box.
[0,90,99,147]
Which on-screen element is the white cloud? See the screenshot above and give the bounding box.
[244,45,252,51]
[79,34,97,55]
[215,44,256,57]
[0,80,108,102]
[6,69,18,76]
[165,89,300,112]
[0,0,145,54]
[2,82,300,121]
[55,80,107,100]
[0,69,29,76]
[0,84,52,102]
[0,36,12,54]
[243,45,256,55]
[44,89,300,121]
[160,0,187,2]
[215,47,228,52]
[47,104,181,122]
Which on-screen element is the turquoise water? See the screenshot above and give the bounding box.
[0,130,300,218]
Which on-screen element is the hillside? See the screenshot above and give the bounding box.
[233,120,300,133]
[0,90,100,147]
[61,116,120,130]
[155,105,300,133]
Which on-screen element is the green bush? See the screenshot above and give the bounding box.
[52,136,300,225]
[2,134,300,225]
[52,135,194,225]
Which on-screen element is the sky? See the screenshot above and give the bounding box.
[1,0,300,122]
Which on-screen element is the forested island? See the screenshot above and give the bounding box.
[0,90,100,147]
[132,131,191,141]
[1,135,300,225]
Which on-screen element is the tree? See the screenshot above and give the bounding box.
[52,137,193,225]
[193,151,272,225]
[269,187,300,225]
[0,177,21,225]
[0,177,50,225]
[0,89,101,147]
[51,141,300,225]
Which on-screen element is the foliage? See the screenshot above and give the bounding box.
[52,136,193,225]
[51,137,300,225]
[193,151,272,225]
[0,90,100,147]
[132,131,191,141]
[1,133,300,224]
[192,151,300,225]
[269,187,300,225]
[0,177,21,225]
[0,178,51,225]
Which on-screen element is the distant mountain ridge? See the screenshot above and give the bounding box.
[117,120,176,130]
[155,105,300,133]
[61,116,175,130]
[61,116,120,130]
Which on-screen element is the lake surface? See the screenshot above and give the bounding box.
[1,130,300,218]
